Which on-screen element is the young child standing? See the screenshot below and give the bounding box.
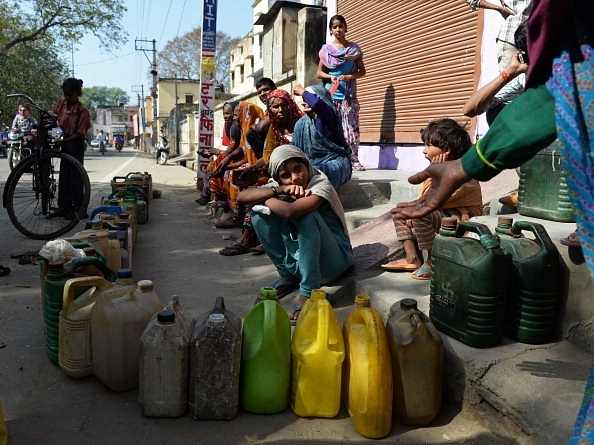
[317,14,366,171]
[383,118,483,279]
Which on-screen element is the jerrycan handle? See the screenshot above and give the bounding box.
[409,311,427,334]
[67,257,117,283]
[455,222,500,249]
[511,221,557,252]
[62,276,112,313]
[211,296,226,315]
[166,295,181,312]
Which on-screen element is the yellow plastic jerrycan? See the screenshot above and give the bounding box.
[342,294,393,439]
[59,276,115,379]
[290,289,344,418]
[386,298,444,425]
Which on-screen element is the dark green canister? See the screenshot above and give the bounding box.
[495,217,562,344]
[430,218,507,348]
[517,141,574,222]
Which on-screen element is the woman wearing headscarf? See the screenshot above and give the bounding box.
[293,84,352,189]
[237,145,353,322]
[197,101,239,205]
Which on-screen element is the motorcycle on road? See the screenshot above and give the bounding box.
[153,135,169,165]
[6,127,34,170]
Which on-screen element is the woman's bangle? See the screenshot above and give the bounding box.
[500,71,511,83]
[271,187,279,199]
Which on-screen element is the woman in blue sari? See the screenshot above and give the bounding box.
[292,84,351,189]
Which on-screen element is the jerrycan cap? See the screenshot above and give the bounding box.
[48,261,65,270]
[441,217,458,228]
[157,309,175,324]
[137,280,154,292]
[310,289,326,300]
[354,294,371,308]
[208,313,225,325]
[83,247,97,256]
[120,213,130,220]
[117,269,133,279]
[400,298,418,310]
[497,216,513,226]
[257,287,279,302]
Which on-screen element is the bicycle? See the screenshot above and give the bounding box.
[2,93,91,240]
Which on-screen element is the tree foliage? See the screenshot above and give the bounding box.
[0,41,68,127]
[0,0,128,126]
[0,0,127,56]
[79,86,130,121]
[80,86,130,109]
[157,28,240,87]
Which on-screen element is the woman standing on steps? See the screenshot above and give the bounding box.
[317,14,367,171]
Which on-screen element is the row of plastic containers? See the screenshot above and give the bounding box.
[138,290,443,440]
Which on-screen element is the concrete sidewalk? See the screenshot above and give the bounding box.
[337,168,592,445]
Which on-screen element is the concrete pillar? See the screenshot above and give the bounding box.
[296,8,326,87]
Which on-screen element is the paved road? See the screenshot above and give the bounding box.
[0,148,533,444]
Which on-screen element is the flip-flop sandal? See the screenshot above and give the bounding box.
[215,218,240,229]
[271,278,300,299]
[560,231,580,247]
[289,303,303,325]
[0,266,10,277]
[249,245,265,255]
[411,264,432,280]
[381,258,419,271]
[219,244,250,256]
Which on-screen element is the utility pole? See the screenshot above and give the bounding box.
[131,84,144,151]
[135,39,158,149]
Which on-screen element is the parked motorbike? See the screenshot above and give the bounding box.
[153,135,169,165]
[6,127,35,170]
[0,125,8,158]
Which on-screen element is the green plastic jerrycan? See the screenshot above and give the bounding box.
[495,217,563,344]
[240,298,291,414]
[430,218,507,348]
[517,141,574,222]
[42,257,117,365]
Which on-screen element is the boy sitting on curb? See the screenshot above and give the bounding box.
[382,118,483,279]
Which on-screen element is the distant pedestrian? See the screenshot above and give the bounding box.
[317,14,367,171]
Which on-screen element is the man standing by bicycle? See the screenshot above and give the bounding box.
[52,77,92,220]
[97,130,108,154]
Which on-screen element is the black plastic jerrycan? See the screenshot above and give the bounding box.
[495,217,563,344]
[430,218,507,348]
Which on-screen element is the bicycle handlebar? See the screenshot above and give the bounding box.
[6,93,57,119]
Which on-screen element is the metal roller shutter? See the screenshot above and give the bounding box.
[337,0,481,143]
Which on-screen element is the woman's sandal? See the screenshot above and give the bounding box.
[215,218,240,229]
[249,244,265,255]
[560,230,581,247]
[411,264,432,280]
[352,162,366,171]
[271,278,300,299]
[219,244,250,256]
[289,303,303,325]
[0,265,10,277]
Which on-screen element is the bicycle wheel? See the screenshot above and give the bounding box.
[3,152,91,240]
